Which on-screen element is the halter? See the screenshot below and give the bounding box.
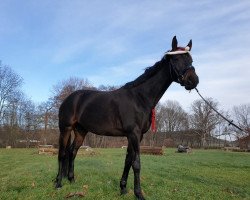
[165,46,195,84]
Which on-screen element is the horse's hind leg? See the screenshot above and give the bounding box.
[55,126,72,188]
[68,127,87,183]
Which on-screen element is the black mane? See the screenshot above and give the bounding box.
[121,58,167,89]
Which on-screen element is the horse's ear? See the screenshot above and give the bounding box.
[187,39,192,51]
[172,36,178,51]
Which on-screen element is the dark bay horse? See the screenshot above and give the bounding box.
[55,36,199,200]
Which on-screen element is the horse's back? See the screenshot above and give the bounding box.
[58,88,146,135]
[59,90,99,127]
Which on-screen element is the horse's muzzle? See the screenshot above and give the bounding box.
[183,68,199,90]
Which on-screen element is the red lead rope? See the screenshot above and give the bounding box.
[151,108,156,133]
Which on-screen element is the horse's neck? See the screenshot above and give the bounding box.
[134,60,173,108]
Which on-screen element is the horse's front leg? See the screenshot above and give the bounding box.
[132,150,144,200]
[120,143,133,194]
[130,133,145,200]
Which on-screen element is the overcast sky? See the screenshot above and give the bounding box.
[0,0,250,111]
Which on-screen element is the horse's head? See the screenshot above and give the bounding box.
[166,36,199,90]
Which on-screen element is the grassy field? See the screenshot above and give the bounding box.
[0,148,249,200]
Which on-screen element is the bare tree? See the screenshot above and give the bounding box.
[98,84,118,91]
[232,104,250,138]
[43,77,96,145]
[37,100,58,144]
[1,91,37,146]
[52,77,95,109]
[22,99,40,145]
[0,62,23,124]
[155,103,165,132]
[156,100,188,132]
[190,98,221,147]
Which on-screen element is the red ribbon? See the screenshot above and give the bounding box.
[151,108,156,133]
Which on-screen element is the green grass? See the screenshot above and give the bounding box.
[0,148,249,200]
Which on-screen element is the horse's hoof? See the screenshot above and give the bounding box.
[136,193,145,200]
[55,182,62,189]
[68,177,75,183]
[120,188,127,195]
[137,196,145,200]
